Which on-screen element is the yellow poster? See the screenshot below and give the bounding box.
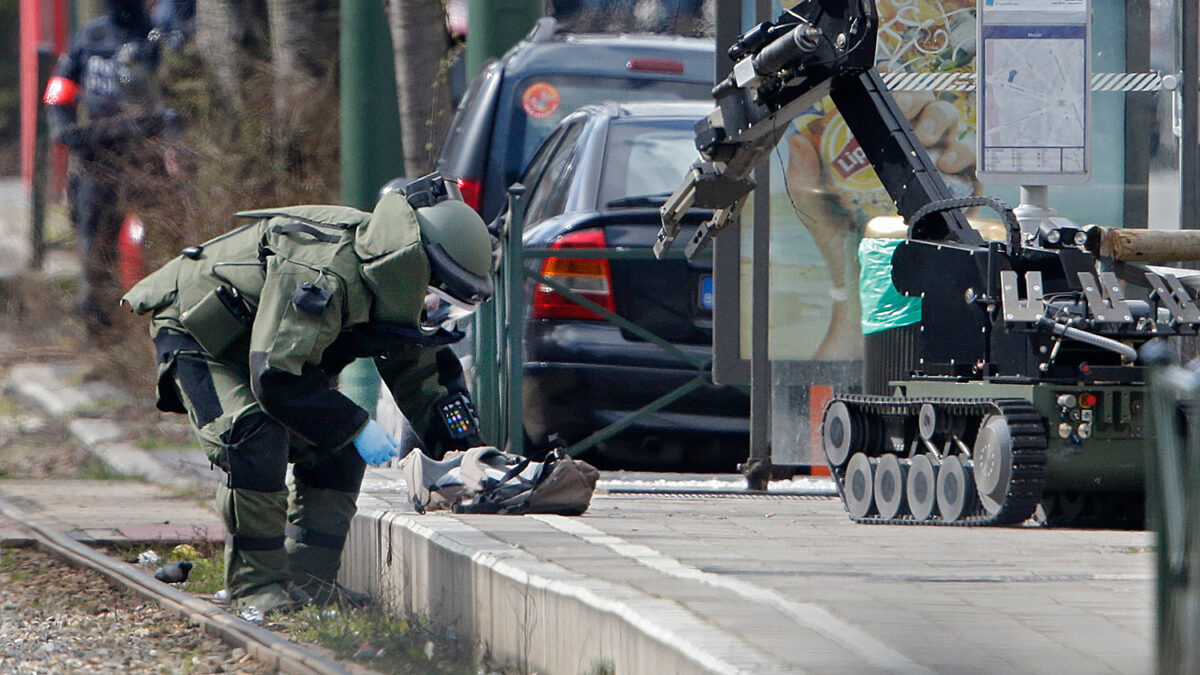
[768,0,979,361]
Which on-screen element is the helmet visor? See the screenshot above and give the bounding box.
[421,286,479,332]
[425,242,494,306]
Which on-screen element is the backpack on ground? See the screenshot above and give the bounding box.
[401,446,598,515]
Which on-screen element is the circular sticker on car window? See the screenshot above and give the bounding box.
[522,82,561,119]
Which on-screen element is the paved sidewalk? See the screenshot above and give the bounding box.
[5,358,1157,675]
[346,471,1152,675]
[0,479,224,545]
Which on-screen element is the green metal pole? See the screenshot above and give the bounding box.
[473,299,500,442]
[502,184,528,455]
[340,0,404,211]
[462,0,540,446]
[465,0,542,79]
[339,0,405,412]
[30,47,54,272]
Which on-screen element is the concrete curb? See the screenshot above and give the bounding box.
[340,506,788,675]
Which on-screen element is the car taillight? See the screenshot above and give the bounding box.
[627,57,685,74]
[530,228,616,321]
[457,177,483,213]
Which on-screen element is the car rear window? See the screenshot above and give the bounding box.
[504,75,710,178]
[597,119,699,207]
[437,67,492,173]
[524,121,588,223]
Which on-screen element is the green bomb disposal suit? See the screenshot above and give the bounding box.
[122,191,491,612]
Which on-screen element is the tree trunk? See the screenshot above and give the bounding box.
[386,0,453,177]
[265,0,339,129]
[194,0,268,107]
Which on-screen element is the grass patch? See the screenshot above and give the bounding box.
[281,606,499,674]
[583,660,616,675]
[112,541,225,595]
[165,481,217,504]
[74,456,139,481]
[133,435,193,451]
[3,550,31,582]
[71,398,124,415]
[110,548,519,672]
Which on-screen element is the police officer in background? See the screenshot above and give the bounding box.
[44,0,176,329]
[122,175,492,614]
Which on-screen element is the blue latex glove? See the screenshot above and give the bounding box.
[352,420,400,466]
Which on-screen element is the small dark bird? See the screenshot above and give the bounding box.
[154,561,193,583]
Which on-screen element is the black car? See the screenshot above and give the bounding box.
[513,101,749,471]
[436,17,716,221]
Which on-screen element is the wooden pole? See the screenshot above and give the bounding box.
[1099,227,1200,262]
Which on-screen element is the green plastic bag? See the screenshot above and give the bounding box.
[858,238,922,335]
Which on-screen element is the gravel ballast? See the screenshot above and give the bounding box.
[0,545,273,674]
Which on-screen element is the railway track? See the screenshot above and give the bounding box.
[0,493,355,675]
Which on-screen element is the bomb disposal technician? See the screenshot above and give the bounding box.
[122,176,493,614]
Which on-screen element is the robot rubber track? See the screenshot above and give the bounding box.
[822,396,1048,526]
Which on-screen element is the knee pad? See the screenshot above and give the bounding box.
[293,447,366,493]
[221,412,289,493]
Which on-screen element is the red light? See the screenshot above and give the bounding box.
[457,178,483,213]
[43,76,79,106]
[626,57,685,74]
[1079,393,1097,409]
[530,228,616,321]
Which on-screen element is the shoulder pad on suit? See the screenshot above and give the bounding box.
[236,205,368,230]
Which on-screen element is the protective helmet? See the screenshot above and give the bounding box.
[107,0,147,28]
[377,176,409,203]
[415,198,494,307]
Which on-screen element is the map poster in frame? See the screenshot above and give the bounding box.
[976,0,1092,185]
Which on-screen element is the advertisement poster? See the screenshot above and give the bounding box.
[764,0,980,361]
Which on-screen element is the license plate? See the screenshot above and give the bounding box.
[699,275,714,310]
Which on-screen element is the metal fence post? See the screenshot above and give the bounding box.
[30,46,55,271]
[501,184,527,455]
[473,296,501,442]
[1147,351,1200,673]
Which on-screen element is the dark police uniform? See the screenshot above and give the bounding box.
[44,0,170,326]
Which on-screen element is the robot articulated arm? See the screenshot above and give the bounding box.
[656,0,992,260]
[656,0,1200,381]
